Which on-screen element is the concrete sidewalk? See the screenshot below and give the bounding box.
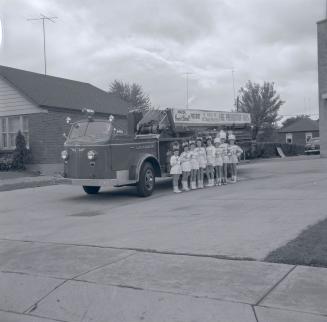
[0,175,66,192]
[0,240,327,322]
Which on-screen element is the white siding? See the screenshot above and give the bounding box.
[0,76,46,116]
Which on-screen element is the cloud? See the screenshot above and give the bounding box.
[0,0,325,117]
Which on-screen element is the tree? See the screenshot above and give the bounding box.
[12,131,30,170]
[282,115,311,128]
[109,80,151,113]
[238,81,284,140]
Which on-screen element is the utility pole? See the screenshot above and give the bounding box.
[231,68,236,110]
[183,72,193,109]
[0,18,3,47]
[27,14,58,75]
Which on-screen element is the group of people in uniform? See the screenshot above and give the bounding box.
[169,130,243,193]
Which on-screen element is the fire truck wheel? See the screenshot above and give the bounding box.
[137,162,155,197]
[83,186,101,195]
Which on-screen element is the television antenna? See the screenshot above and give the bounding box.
[27,14,58,75]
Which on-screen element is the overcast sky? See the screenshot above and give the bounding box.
[0,0,325,118]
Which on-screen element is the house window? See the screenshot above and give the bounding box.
[0,116,29,149]
[286,133,293,144]
[305,132,312,143]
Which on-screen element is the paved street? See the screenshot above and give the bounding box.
[0,156,327,321]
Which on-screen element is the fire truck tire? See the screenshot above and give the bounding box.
[83,186,101,195]
[137,162,155,197]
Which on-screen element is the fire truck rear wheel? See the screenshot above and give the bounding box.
[83,186,101,195]
[137,162,155,197]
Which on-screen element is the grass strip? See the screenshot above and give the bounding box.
[265,218,327,268]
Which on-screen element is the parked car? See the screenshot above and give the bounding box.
[305,137,320,154]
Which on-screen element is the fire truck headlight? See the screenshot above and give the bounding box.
[87,150,97,160]
[61,150,69,160]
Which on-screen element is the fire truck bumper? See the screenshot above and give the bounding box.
[67,178,119,187]
[65,178,137,187]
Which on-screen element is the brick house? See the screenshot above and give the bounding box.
[0,65,130,174]
[278,118,319,146]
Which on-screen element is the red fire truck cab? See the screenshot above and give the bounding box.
[62,108,251,197]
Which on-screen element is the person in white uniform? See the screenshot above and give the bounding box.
[214,136,223,186]
[170,146,182,193]
[180,141,192,191]
[189,140,199,190]
[205,136,215,187]
[219,130,229,185]
[228,133,243,183]
[195,137,207,189]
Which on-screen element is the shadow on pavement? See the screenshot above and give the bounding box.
[62,178,173,203]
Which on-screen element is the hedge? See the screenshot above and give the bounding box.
[0,132,31,171]
[247,142,305,159]
[0,153,14,171]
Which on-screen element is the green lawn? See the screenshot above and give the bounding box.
[265,218,327,268]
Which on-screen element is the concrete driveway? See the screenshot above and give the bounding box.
[0,156,327,321]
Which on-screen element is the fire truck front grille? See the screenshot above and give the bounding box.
[65,146,112,180]
[66,148,82,178]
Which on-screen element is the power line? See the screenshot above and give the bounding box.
[27,14,58,75]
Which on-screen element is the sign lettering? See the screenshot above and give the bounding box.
[172,109,251,126]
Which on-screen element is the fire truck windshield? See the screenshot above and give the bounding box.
[68,120,112,142]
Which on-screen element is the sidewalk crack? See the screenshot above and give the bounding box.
[23,252,136,314]
[72,251,136,280]
[255,265,297,306]
[252,305,259,322]
[23,279,67,314]
[22,251,136,315]
[0,308,67,322]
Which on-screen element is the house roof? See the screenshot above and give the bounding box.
[279,118,319,133]
[0,65,130,116]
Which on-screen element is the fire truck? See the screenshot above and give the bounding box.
[61,108,251,197]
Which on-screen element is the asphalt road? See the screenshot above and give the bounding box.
[1,156,327,322]
[0,156,326,259]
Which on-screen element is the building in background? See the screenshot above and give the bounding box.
[278,118,319,146]
[317,17,327,157]
[0,65,130,174]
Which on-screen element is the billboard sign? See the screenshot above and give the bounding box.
[172,109,251,126]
